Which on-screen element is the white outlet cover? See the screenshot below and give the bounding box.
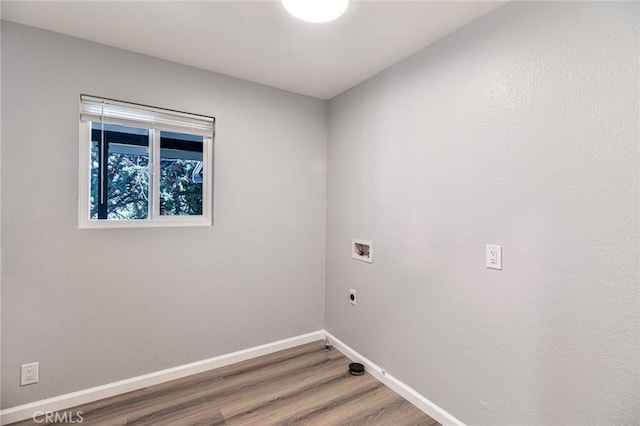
[21,362,39,386]
[486,244,502,270]
[349,288,357,306]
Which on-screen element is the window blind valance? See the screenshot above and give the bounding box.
[80,95,214,137]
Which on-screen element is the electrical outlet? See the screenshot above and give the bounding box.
[21,362,39,386]
[486,244,502,270]
[349,289,357,306]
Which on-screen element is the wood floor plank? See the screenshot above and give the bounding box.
[222,370,381,424]
[72,342,332,424]
[124,357,347,425]
[125,402,226,426]
[301,381,405,425]
[122,346,344,422]
[9,340,440,426]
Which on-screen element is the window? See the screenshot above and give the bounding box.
[79,95,214,228]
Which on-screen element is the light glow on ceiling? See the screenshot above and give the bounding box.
[282,0,349,23]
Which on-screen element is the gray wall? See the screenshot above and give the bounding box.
[326,2,638,425]
[2,2,639,424]
[1,21,327,407]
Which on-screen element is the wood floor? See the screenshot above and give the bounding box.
[11,340,439,425]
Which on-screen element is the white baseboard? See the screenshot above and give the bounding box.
[0,330,324,425]
[2,330,463,426]
[324,331,466,426]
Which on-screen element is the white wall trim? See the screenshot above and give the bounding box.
[0,330,324,425]
[2,330,463,426]
[324,331,466,426]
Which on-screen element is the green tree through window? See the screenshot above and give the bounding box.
[89,124,203,220]
[80,95,214,228]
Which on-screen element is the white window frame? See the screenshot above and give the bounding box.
[78,95,214,229]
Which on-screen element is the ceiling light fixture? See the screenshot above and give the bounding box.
[282,0,349,23]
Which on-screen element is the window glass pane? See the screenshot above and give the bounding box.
[90,139,99,218]
[90,123,150,220]
[159,131,204,216]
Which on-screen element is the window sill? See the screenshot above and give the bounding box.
[78,218,212,229]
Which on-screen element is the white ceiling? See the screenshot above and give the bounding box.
[0,1,506,100]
